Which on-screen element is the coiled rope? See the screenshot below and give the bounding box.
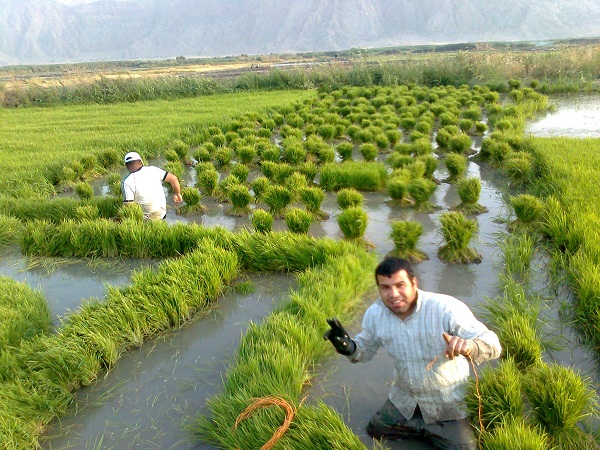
[233,396,296,450]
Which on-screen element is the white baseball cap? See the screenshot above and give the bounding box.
[124,152,142,164]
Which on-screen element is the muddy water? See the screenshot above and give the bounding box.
[526,94,600,138]
[42,273,295,450]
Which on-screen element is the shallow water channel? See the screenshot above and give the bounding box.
[4,94,597,449]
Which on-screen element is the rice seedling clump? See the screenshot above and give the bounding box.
[389,220,428,262]
[437,211,481,264]
[251,209,273,233]
[284,207,313,234]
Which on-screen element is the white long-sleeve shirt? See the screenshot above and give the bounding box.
[350,289,501,424]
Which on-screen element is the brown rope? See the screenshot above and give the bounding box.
[233,396,296,450]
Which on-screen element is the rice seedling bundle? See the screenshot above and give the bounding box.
[0,215,22,248]
[409,130,428,143]
[284,207,313,234]
[394,142,413,155]
[0,277,51,350]
[386,152,414,170]
[474,121,488,134]
[263,185,292,218]
[196,168,219,196]
[481,420,548,450]
[193,147,212,163]
[298,186,327,220]
[74,181,94,200]
[437,211,481,263]
[414,120,432,135]
[386,177,411,205]
[295,161,317,184]
[336,188,364,210]
[455,177,488,215]
[283,172,308,201]
[230,163,250,183]
[178,186,206,215]
[228,184,252,216]
[495,311,543,372]
[75,204,100,221]
[410,138,433,157]
[407,178,438,212]
[389,220,427,262]
[320,161,387,192]
[503,152,533,186]
[359,143,378,162]
[116,202,144,223]
[97,148,122,169]
[335,142,354,161]
[523,364,598,449]
[251,209,273,233]
[458,119,474,134]
[261,161,295,184]
[337,206,368,240]
[448,133,473,155]
[466,358,524,433]
[500,233,535,282]
[217,174,241,201]
[444,152,468,182]
[235,145,257,165]
[385,129,401,146]
[163,149,180,163]
[435,125,461,149]
[214,147,233,168]
[106,172,122,197]
[510,194,544,225]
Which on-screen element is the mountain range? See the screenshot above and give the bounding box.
[1,0,599,66]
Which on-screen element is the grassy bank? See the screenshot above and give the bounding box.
[0,90,313,197]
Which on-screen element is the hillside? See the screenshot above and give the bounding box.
[0,0,599,66]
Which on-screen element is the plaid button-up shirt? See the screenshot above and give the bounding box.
[350,289,501,424]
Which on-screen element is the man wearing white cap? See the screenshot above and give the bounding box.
[122,152,183,220]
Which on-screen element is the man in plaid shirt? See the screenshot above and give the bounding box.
[324,256,501,449]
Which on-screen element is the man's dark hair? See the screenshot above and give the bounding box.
[375,257,415,284]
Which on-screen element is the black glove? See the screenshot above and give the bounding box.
[323,317,356,356]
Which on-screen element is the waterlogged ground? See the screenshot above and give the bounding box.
[4,93,594,449]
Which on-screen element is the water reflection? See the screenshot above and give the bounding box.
[526,94,600,138]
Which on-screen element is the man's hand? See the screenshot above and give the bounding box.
[173,193,183,204]
[442,332,473,360]
[324,318,356,356]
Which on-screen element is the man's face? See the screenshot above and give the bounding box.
[377,269,418,319]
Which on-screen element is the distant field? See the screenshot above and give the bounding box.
[0,90,313,184]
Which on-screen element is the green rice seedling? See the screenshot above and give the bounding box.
[524,363,598,449]
[282,138,306,165]
[320,161,387,192]
[503,152,534,186]
[389,220,427,262]
[284,207,313,234]
[75,181,94,200]
[299,186,328,220]
[75,205,100,221]
[409,130,428,143]
[439,112,458,127]
[168,139,189,159]
[227,184,252,216]
[448,133,473,155]
[337,206,368,242]
[444,152,468,183]
[263,185,292,218]
[335,142,354,161]
[297,161,318,184]
[501,233,535,282]
[509,194,544,229]
[466,358,524,433]
[374,132,390,150]
[98,147,122,169]
[481,420,548,449]
[79,154,99,173]
[210,133,227,147]
[163,149,180,163]
[385,129,402,146]
[193,147,212,163]
[196,168,219,196]
[214,147,233,168]
[474,121,488,134]
[236,145,257,165]
[437,211,481,264]
[217,174,241,202]
[394,142,413,155]
[230,164,250,183]
[411,138,434,156]
[418,154,439,180]
[251,209,273,233]
[251,176,270,203]
[435,125,461,150]
[407,178,438,212]
[387,152,414,170]
[106,172,122,197]
[400,115,416,130]
[0,276,51,350]
[116,203,144,223]
[458,119,474,134]
[387,177,412,206]
[414,120,432,135]
[359,143,378,161]
[496,311,543,371]
[164,161,184,186]
[178,186,206,215]
[0,215,22,248]
[454,177,488,215]
[336,188,364,210]
[284,172,308,202]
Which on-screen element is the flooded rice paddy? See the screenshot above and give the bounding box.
[2,94,598,449]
